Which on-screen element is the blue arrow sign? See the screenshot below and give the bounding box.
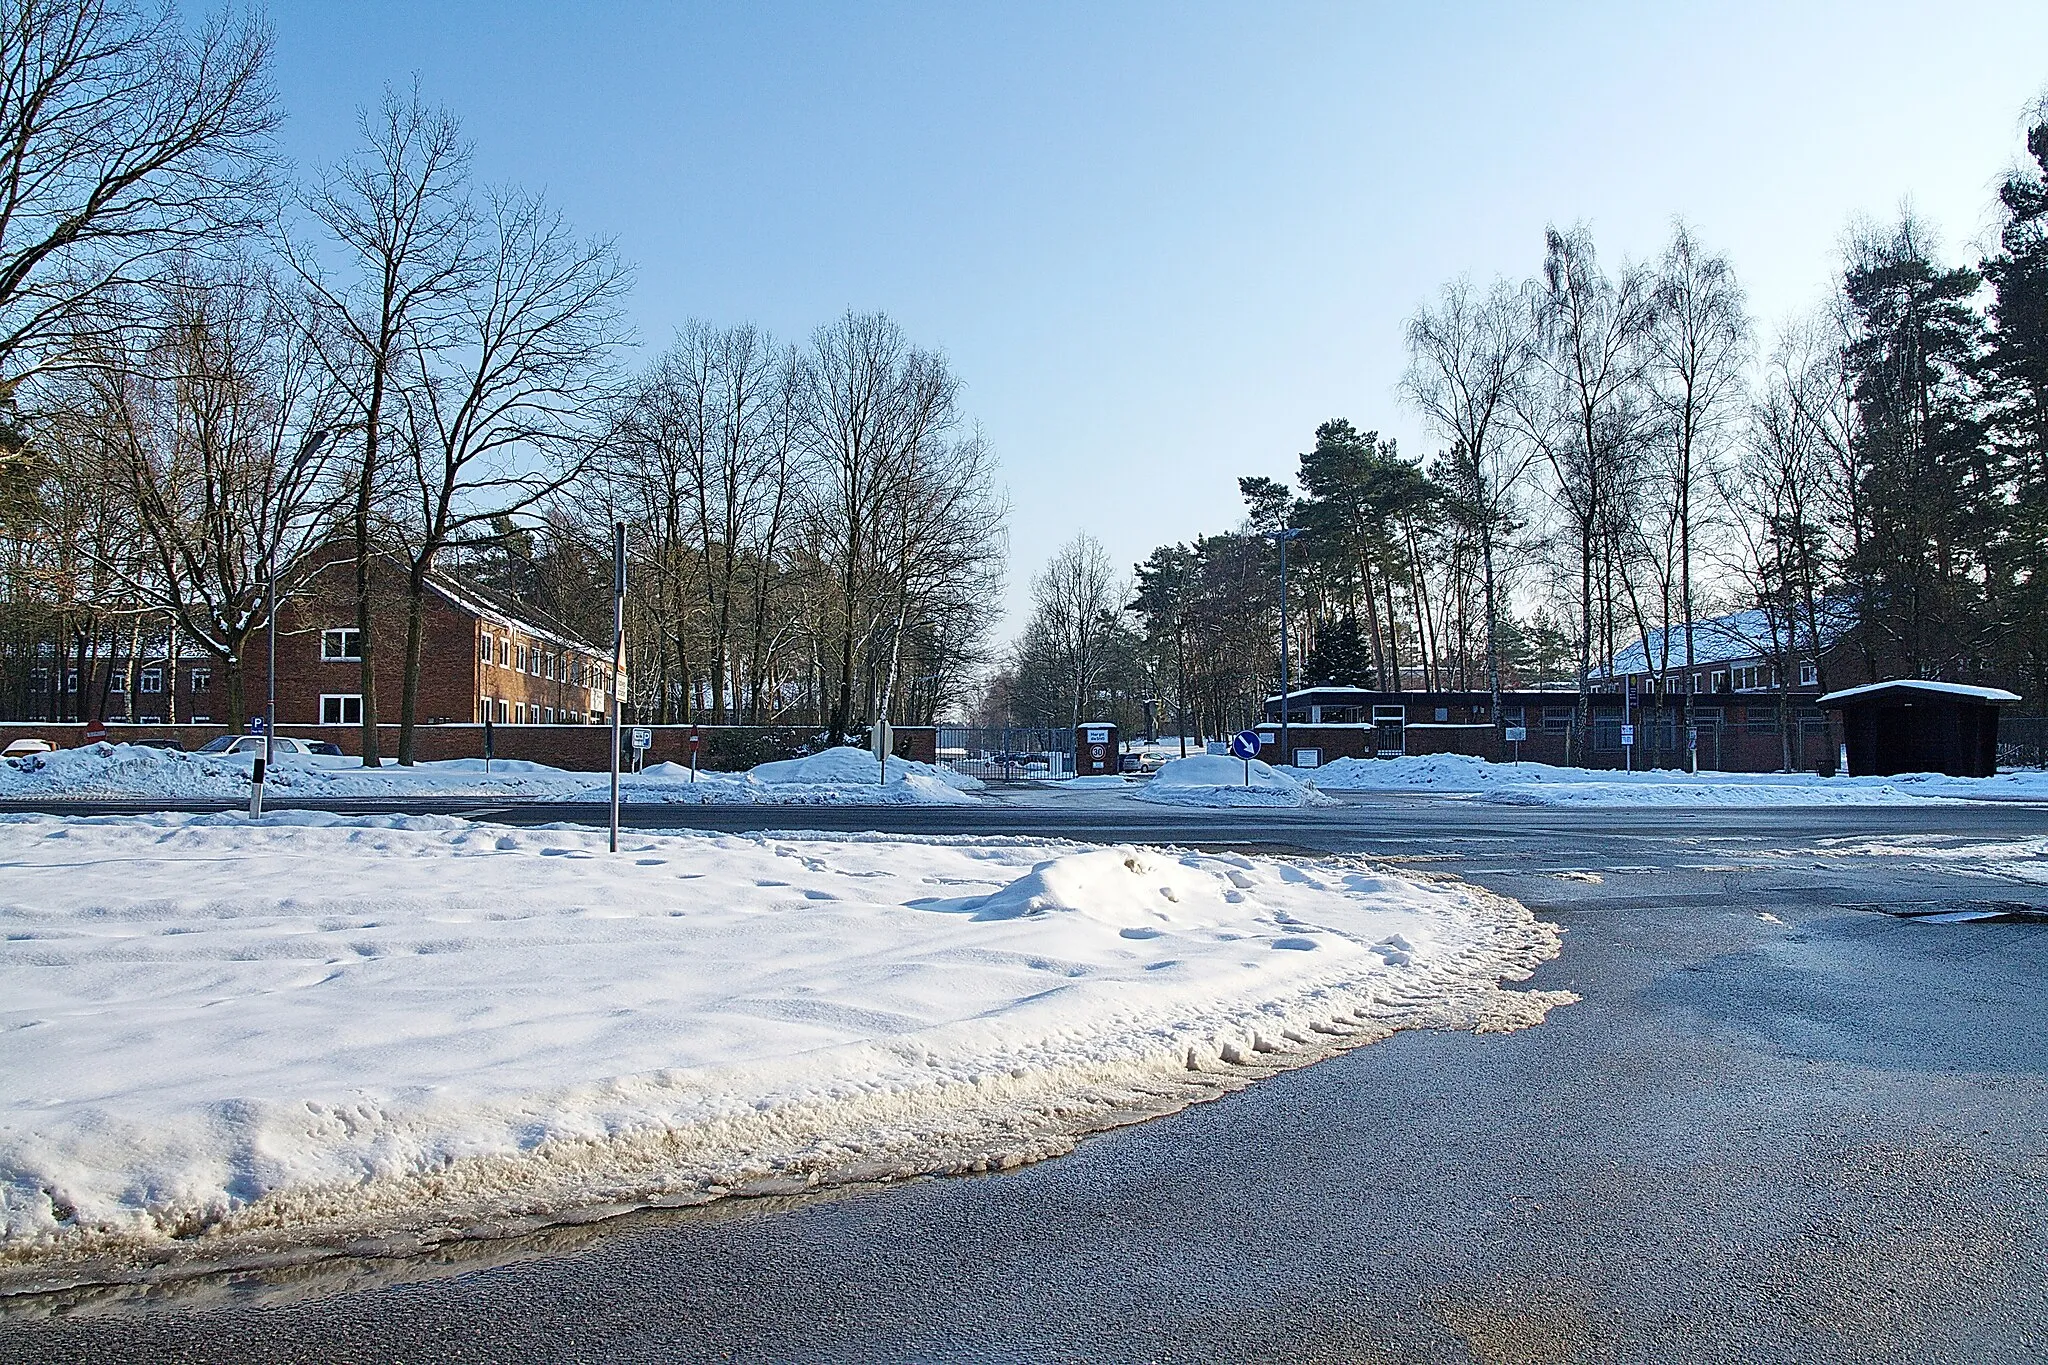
[1229,730,1262,760]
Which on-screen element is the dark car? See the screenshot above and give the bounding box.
[128,738,184,752]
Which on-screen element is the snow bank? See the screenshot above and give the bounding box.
[1298,753,2048,806]
[1134,754,1334,808]
[0,813,1566,1285]
[0,742,982,806]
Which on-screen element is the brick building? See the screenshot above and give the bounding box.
[28,543,622,733]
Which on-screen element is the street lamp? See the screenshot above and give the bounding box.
[1266,526,1305,765]
[264,428,332,764]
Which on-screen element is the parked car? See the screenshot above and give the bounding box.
[303,740,344,756]
[2,737,55,770]
[194,735,314,757]
[128,738,184,752]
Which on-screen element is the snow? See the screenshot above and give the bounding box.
[1814,679,2023,706]
[0,742,981,806]
[0,813,1568,1282]
[1133,754,1335,808]
[1295,753,2048,806]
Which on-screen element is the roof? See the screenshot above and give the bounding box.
[425,570,609,658]
[1816,679,2022,707]
[1600,603,1853,678]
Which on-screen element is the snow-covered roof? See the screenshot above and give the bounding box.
[1599,603,1854,678]
[1816,679,2021,707]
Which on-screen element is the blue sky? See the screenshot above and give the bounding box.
[267,2,2048,636]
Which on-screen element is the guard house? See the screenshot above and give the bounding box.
[1076,721,1118,777]
[1818,680,2020,778]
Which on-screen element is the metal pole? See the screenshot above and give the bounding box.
[1274,527,1299,766]
[265,548,276,767]
[609,521,625,854]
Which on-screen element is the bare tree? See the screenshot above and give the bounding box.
[1025,531,1121,731]
[390,187,630,761]
[1647,220,1749,681]
[0,0,278,418]
[1402,275,1534,726]
[42,260,341,725]
[1520,224,1658,750]
[291,83,476,765]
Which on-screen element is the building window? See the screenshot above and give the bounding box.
[139,667,163,694]
[189,714,209,724]
[1800,662,1818,687]
[480,634,494,665]
[1541,706,1573,732]
[1711,670,1728,694]
[320,694,363,725]
[322,628,362,661]
[190,667,211,691]
[64,669,77,692]
[137,714,162,725]
[110,671,126,694]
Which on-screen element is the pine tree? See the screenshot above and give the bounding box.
[1840,215,1992,679]
[1984,111,2048,695]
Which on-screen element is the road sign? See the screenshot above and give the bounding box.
[687,725,702,750]
[1620,724,1636,747]
[1503,726,1527,743]
[247,716,266,734]
[1228,730,1261,760]
[83,721,107,744]
[631,726,652,751]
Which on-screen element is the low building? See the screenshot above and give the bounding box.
[23,543,622,741]
[1819,680,2020,778]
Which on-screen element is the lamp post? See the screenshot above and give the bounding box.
[264,429,332,765]
[1267,526,1305,765]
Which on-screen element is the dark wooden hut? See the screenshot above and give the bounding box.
[1817,680,2020,778]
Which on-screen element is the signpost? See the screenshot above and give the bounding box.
[1229,729,1261,787]
[872,718,894,785]
[482,713,493,774]
[631,725,652,773]
[1504,724,1526,763]
[687,723,701,782]
[608,521,625,855]
[1688,725,1699,775]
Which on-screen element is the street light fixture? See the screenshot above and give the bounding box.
[1266,526,1305,766]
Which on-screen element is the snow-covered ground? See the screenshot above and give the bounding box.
[1133,754,1334,808]
[0,813,1567,1286]
[1294,753,2048,806]
[0,742,980,806]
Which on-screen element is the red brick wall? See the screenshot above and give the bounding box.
[1,723,939,775]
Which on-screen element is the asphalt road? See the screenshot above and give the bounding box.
[5,794,2048,1362]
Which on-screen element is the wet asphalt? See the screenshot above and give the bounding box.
[4,795,2048,1362]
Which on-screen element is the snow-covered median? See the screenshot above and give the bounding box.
[1133,754,1334,808]
[1298,753,2048,806]
[0,742,980,805]
[0,813,1566,1285]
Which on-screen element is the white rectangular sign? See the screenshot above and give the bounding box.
[631,726,652,750]
[1084,727,1109,744]
[1620,724,1635,746]
[1503,726,1527,742]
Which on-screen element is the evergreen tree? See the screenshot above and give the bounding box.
[1840,215,1992,679]
[1984,109,2048,695]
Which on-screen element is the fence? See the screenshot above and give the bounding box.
[936,726,1076,780]
[1998,716,2048,768]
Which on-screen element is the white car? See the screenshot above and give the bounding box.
[194,735,316,757]
[2,737,55,770]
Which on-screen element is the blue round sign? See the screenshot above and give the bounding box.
[1229,730,1262,760]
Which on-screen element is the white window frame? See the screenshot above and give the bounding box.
[320,693,363,726]
[139,666,164,694]
[110,670,126,693]
[1800,662,1818,687]
[322,628,362,662]
[480,633,494,665]
[189,667,211,692]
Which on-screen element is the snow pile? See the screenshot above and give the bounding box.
[0,742,983,806]
[1298,753,2048,806]
[0,813,1566,1283]
[1134,754,1334,808]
